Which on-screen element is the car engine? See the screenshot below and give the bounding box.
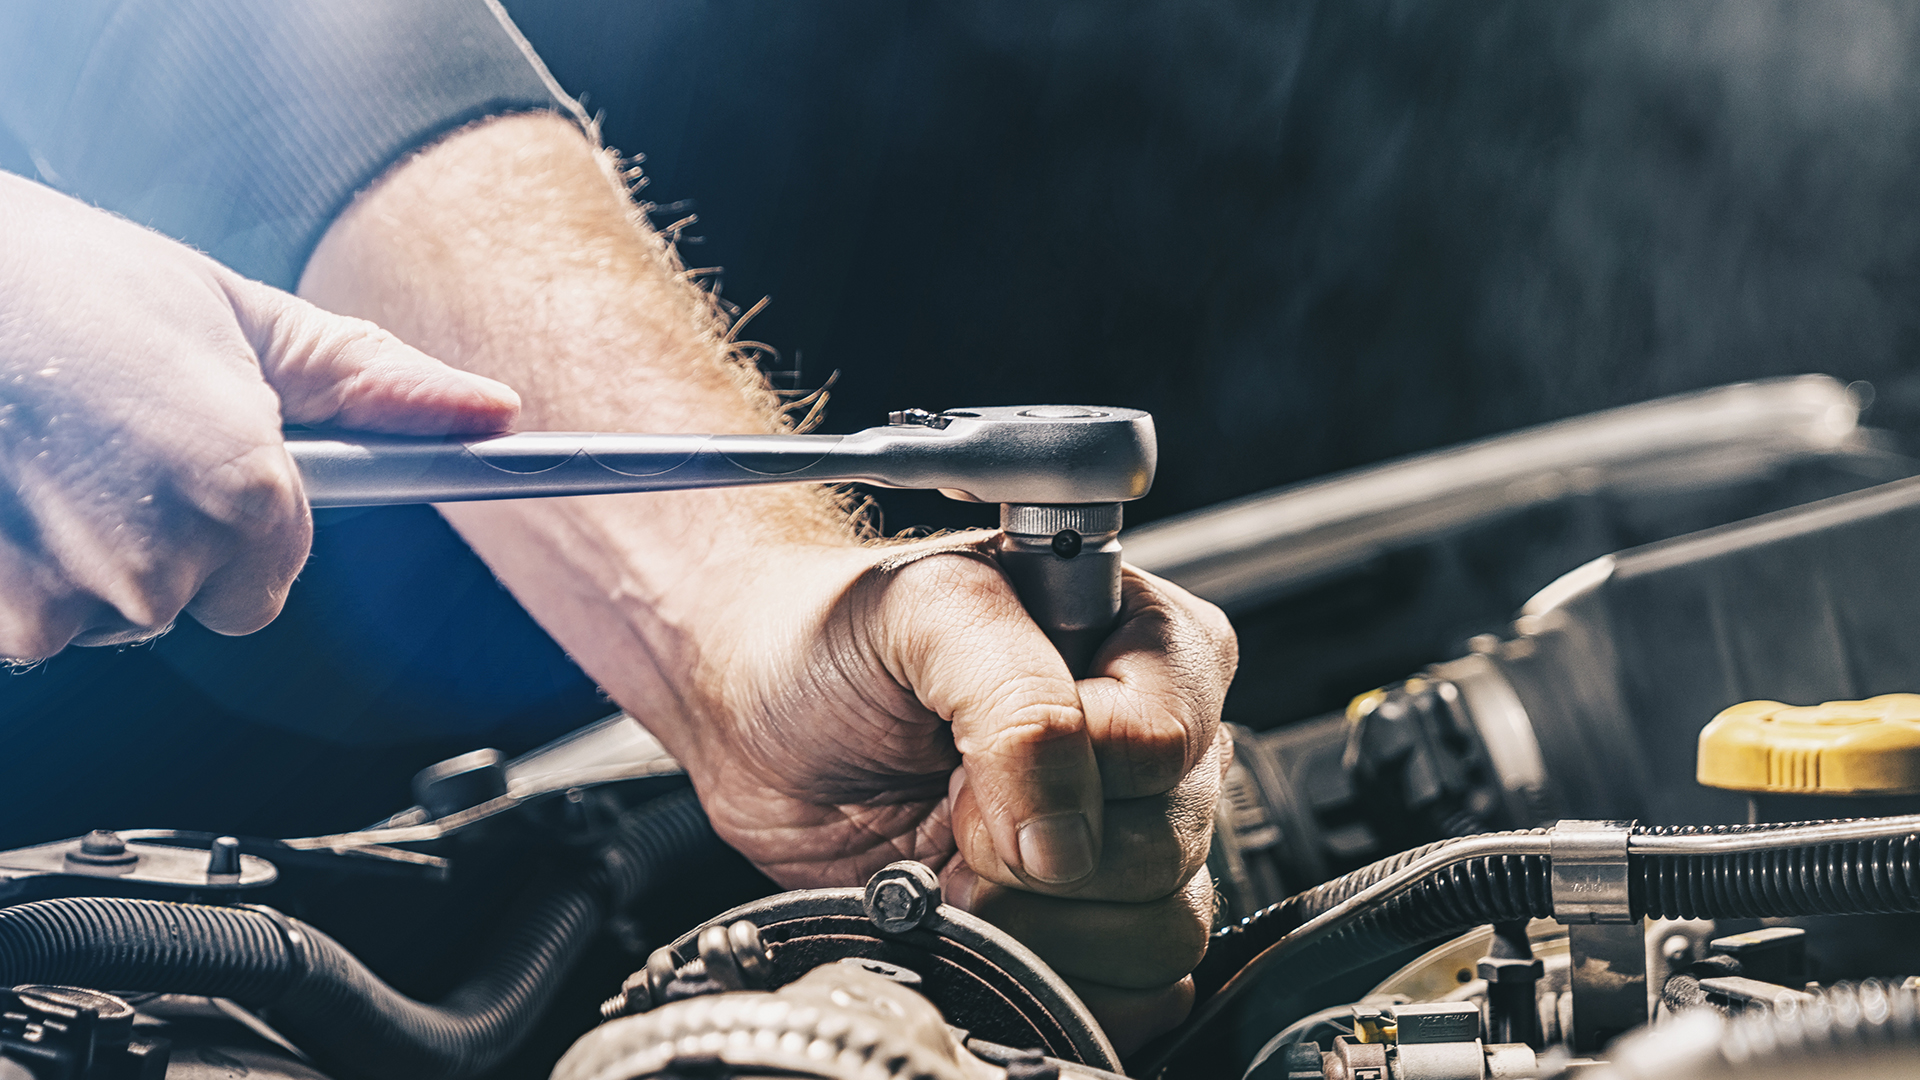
[6,375,1920,1080]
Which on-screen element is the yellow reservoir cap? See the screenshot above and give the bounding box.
[1698,694,1920,795]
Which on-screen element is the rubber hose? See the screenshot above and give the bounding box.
[0,788,715,1080]
[1195,829,1552,999]
[0,895,296,1001]
[1197,819,1920,1003]
[1631,822,1920,919]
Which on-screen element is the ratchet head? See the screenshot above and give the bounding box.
[879,405,1155,505]
[886,405,1154,676]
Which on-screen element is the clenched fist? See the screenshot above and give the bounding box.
[0,172,519,658]
[668,535,1238,1051]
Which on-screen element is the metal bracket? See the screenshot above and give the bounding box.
[1551,819,1642,1054]
[1550,819,1633,923]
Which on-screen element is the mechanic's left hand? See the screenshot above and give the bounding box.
[672,534,1237,1052]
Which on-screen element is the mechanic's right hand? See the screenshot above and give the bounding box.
[0,173,520,659]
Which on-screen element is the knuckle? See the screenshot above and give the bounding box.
[102,577,191,632]
[205,444,306,534]
[318,318,402,374]
[966,690,1085,759]
[1101,797,1214,901]
[1121,706,1198,782]
[0,599,81,662]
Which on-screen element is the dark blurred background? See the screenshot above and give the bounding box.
[503,0,1920,529]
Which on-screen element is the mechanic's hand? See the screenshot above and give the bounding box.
[681,537,1237,1052]
[0,173,519,659]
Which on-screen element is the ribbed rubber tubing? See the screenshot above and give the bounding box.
[1194,829,1552,1000]
[1196,819,1920,1003]
[1631,822,1920,920]
[0,789,715,1080]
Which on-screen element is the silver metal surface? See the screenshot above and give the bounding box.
[1393,1041,1487,1080]
[1694,976,1816,1010]
[288,405,1154,508]
[1001,502,1125,536]
[292,406,1151,677]
[997,502,1124,675]
[1482,1044,1538,1079]
[0,837,277,899]
[1624,813,1920,855]
[1124,376,1874,610]
[1567,922,1648,1054]
[286,712,682,853]
[1387,1002,1481,1044]
[1550,820,1634,924]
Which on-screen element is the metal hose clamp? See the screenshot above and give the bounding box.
[1550,819,1635,923]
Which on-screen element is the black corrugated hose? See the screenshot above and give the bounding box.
[1194,818,1920,1004]
[1193,828,1552,1002]
[0,788,716,1080]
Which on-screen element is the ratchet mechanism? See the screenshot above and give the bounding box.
[286,405,1155,674]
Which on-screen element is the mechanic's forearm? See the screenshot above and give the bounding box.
[299,113,858,749]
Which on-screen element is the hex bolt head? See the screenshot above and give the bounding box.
[863,860,942,934]
[599,968,652,1021]
[1477,956,1545,984]
[66,830,137,867]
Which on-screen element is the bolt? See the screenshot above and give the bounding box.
[600,923,772,1022]
[65,830,136,867]
[599,969,649,1022]
[599,946,682,1021]
[863,861,942,934]
[698,920,771,990]
[81,831,123,855]
[207,836,241,878]
[1050,530,1083,559]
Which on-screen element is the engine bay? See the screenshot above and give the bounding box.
[8,375,1920,1080]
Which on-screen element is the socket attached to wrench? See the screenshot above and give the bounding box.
[285,405,1156,675]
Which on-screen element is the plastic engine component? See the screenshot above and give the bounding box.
[1698,694,1920,794]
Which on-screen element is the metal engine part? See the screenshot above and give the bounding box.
[613,861,1121,1075]
[555,965,1006,1080]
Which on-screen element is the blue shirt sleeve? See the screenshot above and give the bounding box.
[0,0,581,289]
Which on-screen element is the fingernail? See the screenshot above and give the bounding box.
[1017,812,1096,884]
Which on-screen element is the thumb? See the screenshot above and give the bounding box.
[221,273,520,434]
[883,552,1104,892]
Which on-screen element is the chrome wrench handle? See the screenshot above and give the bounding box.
[285,405,1155,676]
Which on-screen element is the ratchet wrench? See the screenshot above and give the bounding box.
[285,405,1155,675]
